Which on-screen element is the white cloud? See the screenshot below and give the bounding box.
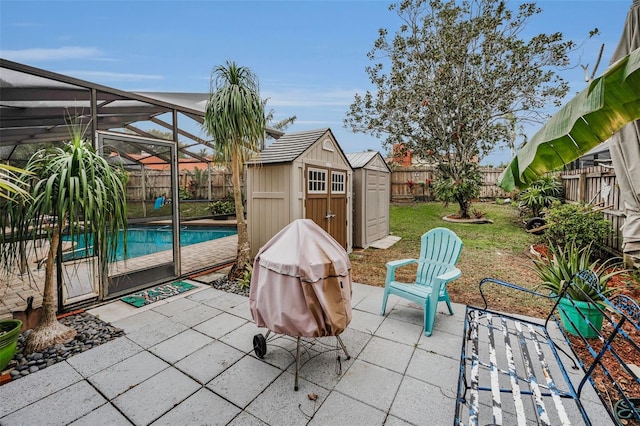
[60,70,163,82]
[262,87,361,108]
[1,46,102,62]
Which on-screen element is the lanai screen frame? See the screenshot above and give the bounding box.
[0,58,283,307]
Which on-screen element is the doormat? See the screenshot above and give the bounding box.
[120,281,197,308]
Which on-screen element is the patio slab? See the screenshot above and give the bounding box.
[0,282,611,425]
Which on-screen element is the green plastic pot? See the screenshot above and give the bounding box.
[0,319,22,371]
[558,297,604,339]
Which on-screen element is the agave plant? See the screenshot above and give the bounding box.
[531,242,625,302]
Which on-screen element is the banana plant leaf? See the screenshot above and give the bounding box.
[499,47,640,191]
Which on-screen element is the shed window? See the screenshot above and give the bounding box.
[331,171,346,194]
[322,139,334,152]
[308,168,327,193]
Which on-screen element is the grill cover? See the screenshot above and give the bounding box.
[249,219,352,337]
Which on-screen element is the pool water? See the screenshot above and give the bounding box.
[63,225,237,261]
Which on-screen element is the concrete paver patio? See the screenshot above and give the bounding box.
[0,282,609,425]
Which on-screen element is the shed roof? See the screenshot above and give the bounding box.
[346,151,378,169]
[253,128,331,164]
[346,151,391,172]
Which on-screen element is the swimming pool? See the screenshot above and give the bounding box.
[63,225,237,261]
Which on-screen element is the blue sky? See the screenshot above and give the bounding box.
[0,0,633,165]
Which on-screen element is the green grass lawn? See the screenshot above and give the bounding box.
[349,202,550,317]
[389,202,535,254]
[126,200,212,220]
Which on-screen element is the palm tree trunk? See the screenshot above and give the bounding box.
[24,225,76,354]
[229,149,250,280]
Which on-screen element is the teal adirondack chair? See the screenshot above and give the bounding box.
[380,227,463,336]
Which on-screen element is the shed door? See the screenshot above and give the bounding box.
[305,166,348,248]
[365,170,389,243]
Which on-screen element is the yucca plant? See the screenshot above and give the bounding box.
[1,120,128,354]
[531,242,624,302]
[203,61,265,280]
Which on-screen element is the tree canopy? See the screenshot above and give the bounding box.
[345,0,580,166]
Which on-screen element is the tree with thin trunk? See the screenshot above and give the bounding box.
[0,122,128,354]
[203,61,265,280]
[345,0,588,217]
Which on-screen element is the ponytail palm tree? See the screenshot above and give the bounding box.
[204,61,265,280]
[0,164,30,201]
[1,123,128,354]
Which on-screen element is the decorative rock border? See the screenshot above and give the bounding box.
[442,216,494,224]
[3,312,124,383]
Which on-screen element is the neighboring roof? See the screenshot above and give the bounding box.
[253,128,331,164]
[576,140,612,168]
[0,59,284,161]
[583,140,610,156]
[123,153,215,172]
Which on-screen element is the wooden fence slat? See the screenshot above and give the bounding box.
[560,166,623,255]
[124,170,236,201]
[390,166,512,200]
[388,165,623,255]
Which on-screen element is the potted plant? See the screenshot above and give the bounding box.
[531,242,625,338]
[0,319,22,371]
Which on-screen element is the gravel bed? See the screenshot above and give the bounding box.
[3,278,245,384]
[5,312,124,382]
[209,276,249,297]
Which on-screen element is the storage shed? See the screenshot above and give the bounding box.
[346,151,391,248]
[246,128,353,257]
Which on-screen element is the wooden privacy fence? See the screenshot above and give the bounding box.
[125,169,238,201]
[390,166,511,201]
[560,166,624,255]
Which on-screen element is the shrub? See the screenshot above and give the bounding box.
[433,162,481,218]
[406,179,416,194]
[518,175,562,217]
[238,264,253,290]
[544,201,612,251]
[472,208,485,219]
[178,186,191,200]
[209,198,235,216]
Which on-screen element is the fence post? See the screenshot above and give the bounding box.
[578,172,587,202]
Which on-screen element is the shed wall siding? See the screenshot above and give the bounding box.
[365,169,390,244]
[304,136,349,168]
[350,152,390,248]
[368,155,391,172]
[352,169,366,247]
[248,164,291,257]
[247,129,354,257]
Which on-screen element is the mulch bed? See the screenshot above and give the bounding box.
[565,272,640,425]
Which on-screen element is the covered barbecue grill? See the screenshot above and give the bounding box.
[249,219,352,390]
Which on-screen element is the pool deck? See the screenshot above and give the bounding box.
[0,219,238,320]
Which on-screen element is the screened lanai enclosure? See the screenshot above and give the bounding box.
[0,59,282,312]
